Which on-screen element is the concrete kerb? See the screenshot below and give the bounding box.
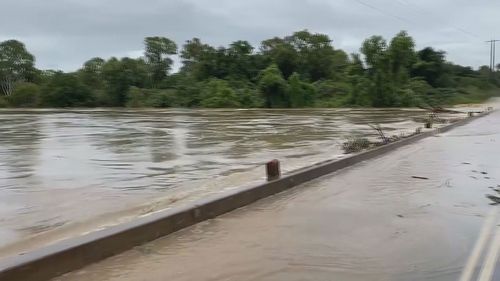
[0,110,492,281]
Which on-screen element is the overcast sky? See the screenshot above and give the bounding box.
[1,0,498,71]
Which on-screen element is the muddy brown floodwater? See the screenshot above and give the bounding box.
[55,105,500,281]
[0,107,472,255]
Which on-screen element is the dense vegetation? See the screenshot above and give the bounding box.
[1,30,499,108]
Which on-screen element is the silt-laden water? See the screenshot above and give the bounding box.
[0,108,460,251]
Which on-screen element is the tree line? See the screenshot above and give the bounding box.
[1,30,499,108]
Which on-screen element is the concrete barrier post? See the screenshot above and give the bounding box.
[266,159,281,181]
[424,113,434,129]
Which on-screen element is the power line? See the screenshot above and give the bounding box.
[454,27,480,39]
[393,0,480,39]
[356,0,479,39]
[354,0,491,70]
[352,0,417,26]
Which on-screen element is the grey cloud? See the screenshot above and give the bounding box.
[1,0,498,71]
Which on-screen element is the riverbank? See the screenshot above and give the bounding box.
[1,91,498,110]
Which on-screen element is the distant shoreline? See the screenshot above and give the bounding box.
[2,30,499,110]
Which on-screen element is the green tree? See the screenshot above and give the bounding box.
[260,37,299,78]
[102,57,148,106]
[371,70,395,107]
[0,40,36,96]
[144,37,177,86]
[313,79,352,106]
[200,79,241,108]
[180,38,216,79]
[225,41,258,80]
[79,57,105,88]
[146,89,177,107]
[410,47,446,87]
[126,87,177,108]
[2,33,497,109]
[258,64,288,108]
[40,73,94,107]
[167,73,203,107]
[361,35,392,106]
[0,96,7,107]
[287,73,315,107]
[347,75,372,106]
[7,82,40,107]
[181,39,265,82]
[261,30,347,81]
[286,30,341,81]
[347,53,365,76]
[361,36,387,70]
[236,87,264,108]
[387,31,416,86]
[360,32,417,107]
[329,50,350,81]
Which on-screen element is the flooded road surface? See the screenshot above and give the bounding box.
[0,108,468,252]
[56,108,500,281]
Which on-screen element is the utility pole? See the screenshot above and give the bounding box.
[486,39,500,72]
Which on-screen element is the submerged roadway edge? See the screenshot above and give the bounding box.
[0,110,493,281]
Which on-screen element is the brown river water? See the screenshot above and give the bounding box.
[0,108,468,253]
[57,103,500,281]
